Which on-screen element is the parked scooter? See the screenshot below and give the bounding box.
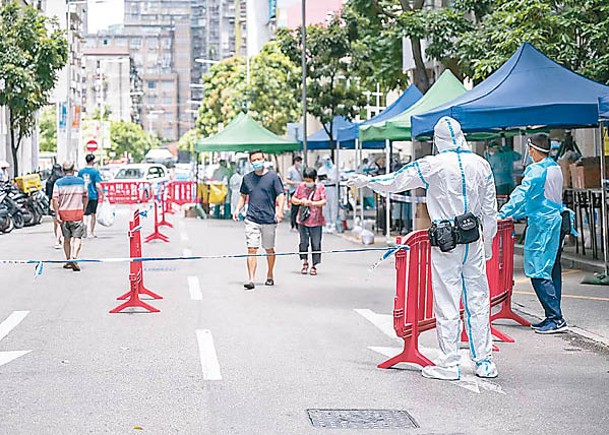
[0,182,26,229]
[11,187,44,226]
[0,202,13,233]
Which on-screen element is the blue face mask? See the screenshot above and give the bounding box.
[252,160,265,171]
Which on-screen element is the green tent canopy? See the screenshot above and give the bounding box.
[359,70,467,142]
[195,112,300,153]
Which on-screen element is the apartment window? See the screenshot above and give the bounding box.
[161,81,174,91]
[130,38,141,49]
[147,96,158,104]
[161,38,172,50]
[147,37,159,50]
[147,81,157,89]
[163,96,172,104]
[164,113,173,122]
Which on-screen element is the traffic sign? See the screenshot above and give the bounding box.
[86,139,98,152]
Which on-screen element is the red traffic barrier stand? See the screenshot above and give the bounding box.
[378,234,435,369]
[117,209,163,301]
[110,210,161,313]
[379,219,523,370]
[144,200,170,243]
[167,180,197,207]
[158,185,173,228]
[109,271,160,314]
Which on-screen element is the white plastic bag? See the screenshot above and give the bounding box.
[96,198,115,227]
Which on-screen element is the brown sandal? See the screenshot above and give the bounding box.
[310,266,317,276]
[301,263,309,275]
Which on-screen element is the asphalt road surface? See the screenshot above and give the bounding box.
[0,206,608,434]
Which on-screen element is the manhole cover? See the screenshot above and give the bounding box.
[307,409,418,430]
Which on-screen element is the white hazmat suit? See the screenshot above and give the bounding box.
[349,117,498,380]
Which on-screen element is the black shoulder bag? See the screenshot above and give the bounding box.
[297,185,316,222]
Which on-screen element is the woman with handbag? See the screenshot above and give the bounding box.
[292,167,327,276]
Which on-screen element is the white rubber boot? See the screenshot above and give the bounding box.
[475,360,498,378]
[421,365,460,381]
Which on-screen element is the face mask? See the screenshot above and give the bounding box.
[252,160,265,171]
[325,160,332,168]
[305,182,315,188]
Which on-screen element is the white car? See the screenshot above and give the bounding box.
[106,164,170,198]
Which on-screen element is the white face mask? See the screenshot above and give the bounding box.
[305,181,315,188]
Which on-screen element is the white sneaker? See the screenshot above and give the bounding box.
[421,365,460,381]
[475,360,498,378]
[54,242,62,250]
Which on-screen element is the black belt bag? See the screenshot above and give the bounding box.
[429,212,481,253]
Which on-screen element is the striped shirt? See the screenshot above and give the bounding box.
[53,175,87,222]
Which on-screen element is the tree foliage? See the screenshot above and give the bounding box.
[276,14,367,152]
[196,42,300,137]
[456,0,609,84]
[178,128,198,154]
[38,105,56,153]
[110,120,160,162]
[0,1,67,176]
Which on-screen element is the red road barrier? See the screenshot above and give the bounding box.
[166,181,197,208]
[379,220,528,369]
[157,183,173,228]
[110,209,162,313]
[101,181,152,204]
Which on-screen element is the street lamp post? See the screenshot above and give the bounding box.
[301,0,308,166]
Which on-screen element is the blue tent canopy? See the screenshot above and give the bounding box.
[599,96,609,120]
[337,84,423,143]
[412,43,609,138]
[301,85,422,150]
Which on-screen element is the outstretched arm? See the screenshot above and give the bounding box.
[349,159,433,193]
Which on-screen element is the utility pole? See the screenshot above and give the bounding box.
[301,0,308,166]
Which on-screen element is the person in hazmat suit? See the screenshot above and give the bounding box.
[318,155,339,233]
[486,141,521,195]
[498,134,574,334]
[348,116,498,380]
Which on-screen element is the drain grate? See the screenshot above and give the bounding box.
[307,409,419,430]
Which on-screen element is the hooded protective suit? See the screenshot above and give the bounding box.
[318,156,339,231]
[349,117,498,379]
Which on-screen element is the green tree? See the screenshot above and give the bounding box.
[456,0,609,84]
[110,120,159,162]
[178,128,198,154]
[0,1,67,176]
[276,14,367,154]
[38,105,56,153]
[196,42,300,137]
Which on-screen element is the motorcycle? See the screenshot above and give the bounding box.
[0,202,13,233]
[0,182,26,229]
[12,188,44,226]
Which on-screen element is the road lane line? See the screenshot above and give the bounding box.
[188,276,202,300]
[195,330,222,380]
[354,309,397,340]
[0,311,29,342]
[514,290,609,302]
[183,248,192,257]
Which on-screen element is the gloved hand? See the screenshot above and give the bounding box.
[484,241,493,261]
[347,174,370,188]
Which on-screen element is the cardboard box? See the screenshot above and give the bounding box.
[558,159,572,188]
[570,157,608,188]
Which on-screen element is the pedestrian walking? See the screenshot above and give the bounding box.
[46,163,64,249]
[229,168,243,216]
[292,167,326,276]
[349,117,498,381]
[285,156,303,231]
[498,133,574,334]
[318,155,339,233]
[233,150,285,290]
[78,154,103,238]
[52,161,88,272]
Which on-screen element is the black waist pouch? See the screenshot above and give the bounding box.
[429,221,457,252]
[454,212,480,245]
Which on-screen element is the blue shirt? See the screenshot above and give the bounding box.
[78,166,103,200]
[240,170,284,225]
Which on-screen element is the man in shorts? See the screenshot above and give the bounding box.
[78,153,103,238]
[52,161,88,271]
[233,150,285,290]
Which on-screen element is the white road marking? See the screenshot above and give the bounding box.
[188,276,202,300]
[0,351,31,367]
[180,231,189,242]
[0,311,29,342]
[183,248,192,257]
[358,309,505,395]
[195,330,222,380]
[0,311,31,368]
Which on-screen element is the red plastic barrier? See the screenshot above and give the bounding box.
[101,181,152,204]
[144,199,170,243]
[167,181,197,206]
[379,220,528,369]
[110,209,162,314]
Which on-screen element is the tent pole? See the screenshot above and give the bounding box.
[597,124,609,276]
[358,139,364,225]
[385,139,391,242]
[336,140,341,211]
